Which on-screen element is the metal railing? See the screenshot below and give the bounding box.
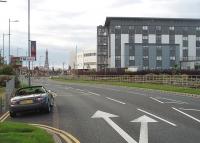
[60,75,200,88]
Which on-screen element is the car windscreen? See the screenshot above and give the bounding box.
[15,87,46,96]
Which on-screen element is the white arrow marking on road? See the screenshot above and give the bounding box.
[131,115,157,143]
[91,110,137,143]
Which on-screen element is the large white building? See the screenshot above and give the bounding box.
[97,17,200,71]
[76,50,97,70]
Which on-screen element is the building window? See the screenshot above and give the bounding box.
[156,46,162,49]
[129,26,134,30]
[156,56,162,61]
[142,36,148,40]
[115,25,121,29]
[156,35,162,43]
[115,56,121,60]
[196,27,200,31]
[170,56,175,60]
[142,26,148,30]
[156,26,161,31]
[129,56,135,61]
[169,26,175,31]
[143,56,149,59]
[183,36,188,41]
[197,37,200,41]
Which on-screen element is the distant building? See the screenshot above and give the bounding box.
[76,50,97,70]
[97,17,200,71]
[44,49,49,70]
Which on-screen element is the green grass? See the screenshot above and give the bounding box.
[0,122,54,143]
[52,78,200,95]
[0,87,5,97]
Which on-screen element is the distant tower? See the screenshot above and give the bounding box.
[44,49,49,70]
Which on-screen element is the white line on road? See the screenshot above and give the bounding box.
[128,92,146,96]
[172,107,200,123]
[138,108,177,127]
[88,92,101,96]
[164,101,188,104]
[150,97,164,104]
[106,97,126,105]
[75,89,85,92]
[179,108,200,112]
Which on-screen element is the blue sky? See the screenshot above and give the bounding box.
[0,0,200,69]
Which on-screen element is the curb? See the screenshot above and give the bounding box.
[30,124,80,143]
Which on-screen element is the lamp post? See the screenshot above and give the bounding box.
[8,19,19,64]
[2,33,9,64]
[28,0,31,86]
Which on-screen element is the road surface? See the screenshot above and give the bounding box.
[7,78,200,143]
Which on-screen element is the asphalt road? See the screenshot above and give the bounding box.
[7,78,200,143]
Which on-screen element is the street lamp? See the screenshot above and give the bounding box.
[8,19,19,64]
[28,0,31,86]
[2,33,9,64]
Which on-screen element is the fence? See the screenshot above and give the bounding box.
[60,75,200,88]
[0,77,15,114]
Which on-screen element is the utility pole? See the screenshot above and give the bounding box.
[28,0,31,86]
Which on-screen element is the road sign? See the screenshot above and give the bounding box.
[20,56,35,61]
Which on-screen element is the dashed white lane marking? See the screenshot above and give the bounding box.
[88,92,101,96]
[128,92,146,96]
[65,87,74,90]
[75,89,85,92]
[150,97,164,104]
[179,108,200,112]
[138,108,177,127]
[172,107,200,123]
[151,97,188,104]
[106,97,126,105]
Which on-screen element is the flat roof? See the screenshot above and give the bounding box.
[105,17,200,26]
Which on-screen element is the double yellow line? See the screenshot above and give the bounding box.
[30,124,80,143]
[0,111,9,122]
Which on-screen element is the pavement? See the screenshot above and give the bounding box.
[5,77,200,143]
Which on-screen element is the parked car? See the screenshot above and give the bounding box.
[9,86,54,117]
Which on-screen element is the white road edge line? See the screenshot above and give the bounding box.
[88,92,101,96]
[179,108,200,112]
[150,97,164,104]
[106,97,126,105]
[172,107,200,123]
[138,108,177,127]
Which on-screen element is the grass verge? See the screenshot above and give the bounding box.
[52,78,200,95]
[0,121,54,143]
[0,87,5,97]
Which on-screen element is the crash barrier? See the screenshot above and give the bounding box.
[59,75,200,88]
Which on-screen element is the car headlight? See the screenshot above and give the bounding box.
[10,100,18,105]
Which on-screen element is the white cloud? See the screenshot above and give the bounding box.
[0,0,200,67]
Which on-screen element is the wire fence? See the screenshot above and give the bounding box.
[60,75,200,88]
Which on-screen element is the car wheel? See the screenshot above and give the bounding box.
[10,112,16,118]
